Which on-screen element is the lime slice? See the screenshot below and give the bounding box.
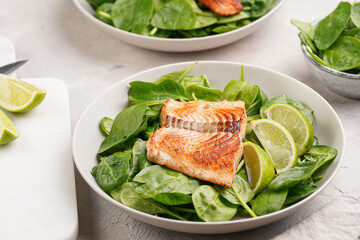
[0,74,46,113]
[249,119,298,174]
[0,109,19,145]
[243,142,275,194]
[264,103,314,155]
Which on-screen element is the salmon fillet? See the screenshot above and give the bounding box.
[147,98,247,188]
[160,98,246,138]
[197,0,243,16]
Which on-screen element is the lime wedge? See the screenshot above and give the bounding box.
[264,103,314,155]
[243,142,275,194]
[249,119,298,174]
[0,109,19,145]
[0,74,46,113]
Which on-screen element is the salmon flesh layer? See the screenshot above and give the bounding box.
[147,98,247,188]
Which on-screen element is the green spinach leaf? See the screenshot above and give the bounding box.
[93,154,131,192]
[322,35,360,71]
[314,2,352,50]
[133,165,200,205]
[185,85,223,101]
[251,188,288,215]
[269,145,337,190]
[99,116,113,136]
[215,171,257,217]
[112,182,188,220]
[291,18,315,39]
[128,79,189,104]
[111,0,153,33]
[217,11,250,24]
[156,62,197,83]
[192,185,238,222]
[87,0,114,8]
[179,75,211,88]
[151,0,196,30]
[96,3,114,25]
[351,2,360,27]
[249,0,275,18]
[98,103,148,155]
[284,178,318,206]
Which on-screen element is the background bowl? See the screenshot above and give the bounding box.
[73,0,284,52]
[72,61,345,234]
[301,44,360,99]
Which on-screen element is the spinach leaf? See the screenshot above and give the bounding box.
[344,27,360,39]
[222,80,260,109]
[192,185,238,222]
[314,2,352,50]
[128,79,189,104]
[322,36,360,71]
[152,192,193,206]
[351,2,360,27]
[151,0,196,30]
[96,3,114,25]
[111,0,153,33]
[222,66,263,115]
[215,174,254,205]
[156,62,197,83]
[303,145,338,166]
[87,0,114,8]
[188,15,218,30]
[149,27,173,38]
[131,138,151,173]
[249,0,275,18]
[141,122,159,139]
[290,18,315,40]
[269,145,337,190]
[299,32,317,54]
[251,188,288,216]
[284,178,318,206]
[215,171,257,217]
[154,0,170,11]
[217,11,250,24]
[179,75,211,88]
[269,161,317,190]
[185,85,223,101]
[99,116,113,136]
[178,29,209,38]
[212,25,240,34]
[306,46,328,67]
[93,154,131,192]
[98,103,148,155]
[133,165,200,205]
[260,95,313,125]
[112,182,188,221]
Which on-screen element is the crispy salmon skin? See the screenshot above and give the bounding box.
[197,0,243,16]
[147,98,247,188]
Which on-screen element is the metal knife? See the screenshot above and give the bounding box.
[0,60,28,74]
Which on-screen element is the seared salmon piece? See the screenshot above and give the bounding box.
[147,98,247,188]
[147,128,243,188]
[197,0,243,16]
[160,98,246,139]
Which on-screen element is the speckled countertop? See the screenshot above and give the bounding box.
[1,0,359,239]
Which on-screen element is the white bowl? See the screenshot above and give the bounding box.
[301,44,360,99]
[72,0,284,52]
[72,61,345,234]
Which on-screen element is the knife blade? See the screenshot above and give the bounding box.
[0,60,28,74]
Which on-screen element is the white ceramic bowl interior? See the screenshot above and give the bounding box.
[73,0,285,52]
[72,61,345,234]
[301,44,360,99]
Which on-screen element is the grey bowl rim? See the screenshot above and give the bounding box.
[300,43,360,80]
